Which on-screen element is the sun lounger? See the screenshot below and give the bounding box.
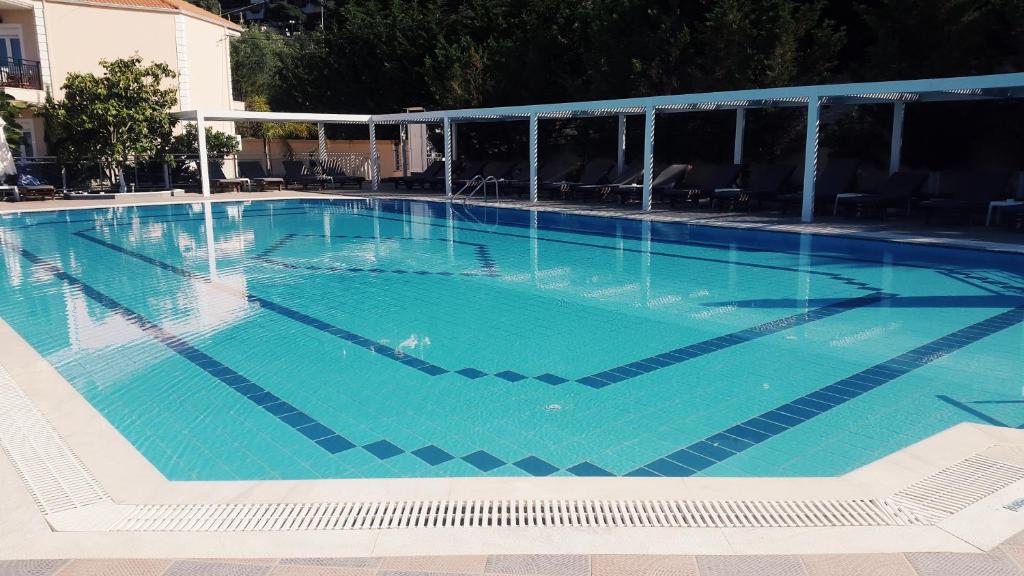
[776,158,859,214]
[835,171,928,219]
[572,162,645,202]
[710,164,795,210]
[545,158,616,201]
[9,166,56,201]
[208,163,249,193]
[661,164,743,207]
[396,161,445,189]
[507,158,579,198]
[310,158,365,189]
[616,164,690,205]
[919,170,1011,224]
[283,160,333,189]
[237,161,285,191]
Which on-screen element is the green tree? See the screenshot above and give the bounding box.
[0,93,27,153]
[38,56,178,188]
[855,0,1024,80]
[235,95,314,169]
[170,123,240,161]
[186,0,221,16]
[231,25,290,102]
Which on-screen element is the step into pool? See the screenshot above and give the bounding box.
[0,198,1020,480]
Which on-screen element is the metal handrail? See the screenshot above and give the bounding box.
[0,58,41,90]
[453,175,484,200]
[482,176,501,203]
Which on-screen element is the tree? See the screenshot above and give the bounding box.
[235,95,314,170]
[186,0,221,16]
[170,123,240,161]
[38,56,177,189]
[0,93,27,153]
[230,25,290,102]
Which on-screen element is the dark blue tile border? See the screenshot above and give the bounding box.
[18,201,1017,478]
[462,450,505,472]
[634,305,1024,476]
[255,232,500,278]
[13,245,1023,478]
[576,291,892,388]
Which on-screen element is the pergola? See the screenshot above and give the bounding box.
[175,72,1024,223]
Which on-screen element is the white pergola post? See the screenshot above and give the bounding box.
[528,113,539,202]
[616,114,627,175]
[368,120,380,191]
[889,102,905,174]
[316,122,328,175]
[641,105,655,211]
[196,114,211,197]
[800,96,822,223]
[733,108,746,164]
[400,122,409,176]
[443,117,453,197]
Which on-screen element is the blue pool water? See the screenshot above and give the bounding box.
[0,198,1021,480]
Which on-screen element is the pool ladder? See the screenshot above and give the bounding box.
[452,175,501,203]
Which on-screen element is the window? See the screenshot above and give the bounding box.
[0,25,23,64]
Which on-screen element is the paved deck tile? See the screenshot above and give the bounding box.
[484,555,589,576]
[696,555,807,576]
[799,554,916,576]
[591,554,698,576]
[905,552,1024,576]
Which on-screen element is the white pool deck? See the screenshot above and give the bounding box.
[0,193,1022,572]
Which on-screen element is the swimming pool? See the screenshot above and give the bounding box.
[0,198,1021,480]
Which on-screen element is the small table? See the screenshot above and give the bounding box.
[986,199,1024,226]
[833,193,869,216]
[0,185,17,202]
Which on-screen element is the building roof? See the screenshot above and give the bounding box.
[66,0,243,31]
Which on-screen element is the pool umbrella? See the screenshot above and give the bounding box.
[0,119,16,180]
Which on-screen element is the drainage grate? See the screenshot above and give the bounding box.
[0,365,110,514]
[882,455,1024,524]
[109,498,910,532]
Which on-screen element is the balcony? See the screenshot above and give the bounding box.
[0,58,41,90]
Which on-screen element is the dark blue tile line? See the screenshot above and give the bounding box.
[256,233,298,259]
[12,247,365,454]
[11,244,529,475]
[575,291,894,389]
[935,394,1010,427]
[256,232,499,277]
[943,270,1024,295]
[255,256,495,279]
[628,305,1024,477]
[72,230,889,391]
[338,208,886,293]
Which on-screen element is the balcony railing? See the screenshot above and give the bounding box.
[0,58,41,90]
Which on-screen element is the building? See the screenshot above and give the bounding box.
[0,0,243,156]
